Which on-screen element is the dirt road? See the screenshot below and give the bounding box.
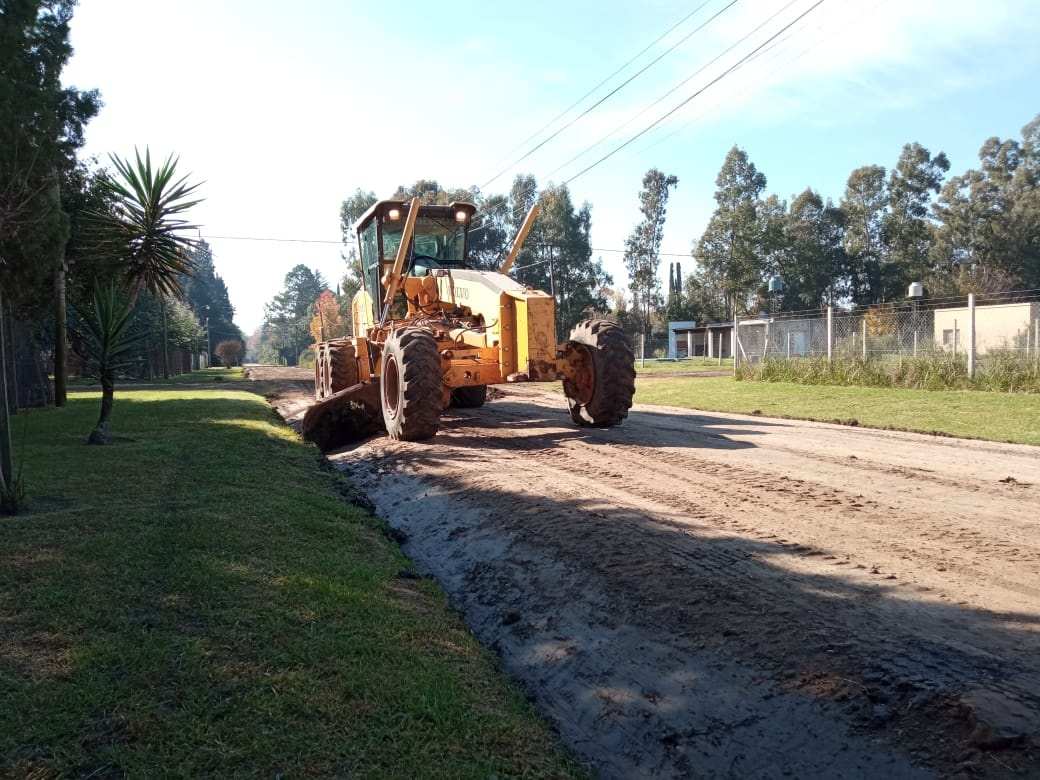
[265,372,1040,777]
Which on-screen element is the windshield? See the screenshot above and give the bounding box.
[382,216,467,270]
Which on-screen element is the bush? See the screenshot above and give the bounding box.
[738,351,1040,393]
[214,339,244,367]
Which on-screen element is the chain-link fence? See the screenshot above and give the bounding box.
[734,291,1040,376]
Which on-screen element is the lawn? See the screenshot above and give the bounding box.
[635,357,733,375]
[0,389,579,777]
[68,367,245,386]
[636,375,1040,446]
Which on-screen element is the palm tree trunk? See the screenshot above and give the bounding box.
[161,298,170,379]
[88,370,114,445]
[0,288,13,489]
[54,261,68,406]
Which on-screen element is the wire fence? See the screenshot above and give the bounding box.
[735,291,1040,374]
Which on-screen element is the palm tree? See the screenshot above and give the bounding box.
[79,284,148,444]
[99,149,203,377]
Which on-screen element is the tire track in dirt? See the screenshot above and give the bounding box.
[263,373,1040,778]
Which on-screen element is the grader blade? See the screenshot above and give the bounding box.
[301,381,384,451]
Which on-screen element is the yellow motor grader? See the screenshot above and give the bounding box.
[301,196,635,450]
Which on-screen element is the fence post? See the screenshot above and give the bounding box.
[1035,319,1039,360]
[913,330,918,357]
[862,317,867,360]
[954,318,959,354]
[826,306,833,363]
[686,330,693,360]
[967,294,976,379]
[640,333,646,369]
[733,315,739,375]
[787,331,791,359]
[718,333,723,366]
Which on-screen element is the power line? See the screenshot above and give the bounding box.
[468,0,824,238]
[498,2,716,161]
[563,0,828,186]
[199,233,691,257]
[480,0,740,189]
[546,0,800,179]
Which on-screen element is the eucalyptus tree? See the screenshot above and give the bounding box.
[695,147,767,317]
[624,169,679,337]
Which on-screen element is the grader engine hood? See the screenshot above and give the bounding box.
[435,269,557,381]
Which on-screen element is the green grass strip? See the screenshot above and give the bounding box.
[636,376,1040,445]
[0,389,579,778]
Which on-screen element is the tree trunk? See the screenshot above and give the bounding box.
[54,261,67,406]
[161,298,170,379]
[3,305,17,417]
[88,370,115,445]
[0,288,13,489]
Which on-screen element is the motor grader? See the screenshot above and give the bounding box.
[301,196,635,450]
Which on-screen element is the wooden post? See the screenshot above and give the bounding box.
[862,317,867,360]
[640,333,645,369]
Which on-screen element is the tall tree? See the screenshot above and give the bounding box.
[931,114,1040,289]
[183,239,241,362]
[624,169,679,336]
[262,265,327,365]
[782,189,847,308]
[0,0,97,503]
[881,142,949,297]
[694,147,767,318]
[841,165,888,305]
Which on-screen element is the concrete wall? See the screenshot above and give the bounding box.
[934,303,1038,354]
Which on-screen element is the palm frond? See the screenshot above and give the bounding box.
[92,146,205,299]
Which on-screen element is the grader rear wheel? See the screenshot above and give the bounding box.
[563,319,635,427]
[328,341,358,394]
[380,328,442,441]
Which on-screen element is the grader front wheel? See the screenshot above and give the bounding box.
[380,328,442,441]
[563,319,636,427]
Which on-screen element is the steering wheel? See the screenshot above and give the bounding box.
[410,254,442,274]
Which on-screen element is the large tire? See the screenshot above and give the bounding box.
[380,328,442,441]
[451,384,487,408]
[314,344,326,400]
[328,340,358,393]
[564,319,635,427]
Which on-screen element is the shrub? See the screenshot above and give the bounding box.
[215,340,243,367]
[738,351,1040,393]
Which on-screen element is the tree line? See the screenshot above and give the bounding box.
[0,1,242,509]
[664,113,1040,329]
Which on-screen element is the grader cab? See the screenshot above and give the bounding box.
[301,196,635,450]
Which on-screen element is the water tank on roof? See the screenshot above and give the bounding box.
[908,281,924,299]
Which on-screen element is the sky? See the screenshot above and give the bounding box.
[63,0,1040,333]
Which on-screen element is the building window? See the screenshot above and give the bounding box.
[942,329,955,347]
